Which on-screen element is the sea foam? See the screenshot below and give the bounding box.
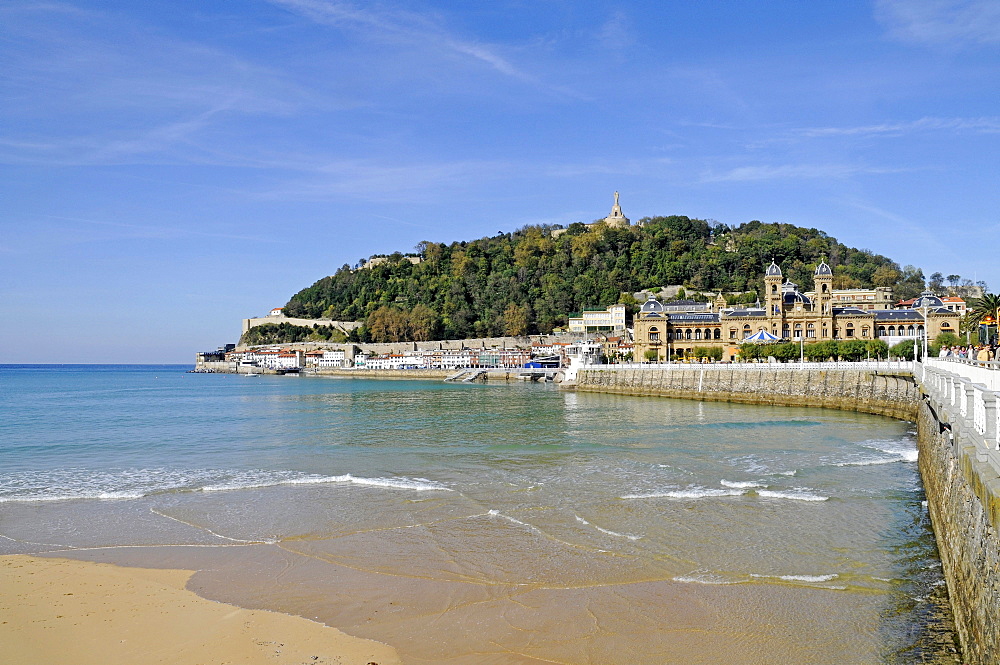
[621,487,745,500]
[0,467,451,503]
[757,489,829,502]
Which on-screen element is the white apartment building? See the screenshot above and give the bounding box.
[568,304,627,333]
[318,349,347,368]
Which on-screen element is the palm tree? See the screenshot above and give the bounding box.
[968,294,1000,344]
[969,294,1000,324]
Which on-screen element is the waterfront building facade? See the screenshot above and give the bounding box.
[633,261,961,361]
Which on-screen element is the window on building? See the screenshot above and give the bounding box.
[695,329,702,340]
[878,326,886,336]
[729,329,736,339]
[807,323,816,338]
[846,324,855,338]
[862,326,870,338]
[685,329,692,340]
[714,329,721,340]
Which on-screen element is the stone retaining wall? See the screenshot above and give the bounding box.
[918,402,1000,665]
[575,366,919,420]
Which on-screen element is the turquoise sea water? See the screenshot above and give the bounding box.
[0,365,959,664]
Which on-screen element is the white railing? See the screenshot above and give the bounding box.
[920,361,1000,457]
[924,357,1000,391]
[586,361,913,372]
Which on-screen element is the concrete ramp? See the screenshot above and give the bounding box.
[462,370,487,382]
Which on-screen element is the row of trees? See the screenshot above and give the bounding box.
[737,339,889,362]
[733,333,968,363]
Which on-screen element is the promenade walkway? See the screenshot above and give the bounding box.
[919,357,1000,467]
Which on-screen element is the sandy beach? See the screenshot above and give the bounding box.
[0,555,401,665]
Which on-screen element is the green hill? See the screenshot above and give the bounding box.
[279,217,924,343]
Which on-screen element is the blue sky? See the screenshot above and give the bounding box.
[2,0,998,363]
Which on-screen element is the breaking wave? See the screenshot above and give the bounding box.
[0,468,452,503]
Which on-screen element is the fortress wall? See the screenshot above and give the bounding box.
[241,315,361,335]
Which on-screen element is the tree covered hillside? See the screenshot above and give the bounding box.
[282,217,925,341]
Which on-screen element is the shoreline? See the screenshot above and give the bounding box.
[0,554,401,665]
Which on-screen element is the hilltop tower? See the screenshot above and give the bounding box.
[603,191,630,228]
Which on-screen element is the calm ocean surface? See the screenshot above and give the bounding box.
[0,365,960,664]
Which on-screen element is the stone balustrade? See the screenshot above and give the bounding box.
[916,358,1000,665]
[921,358,1000,454]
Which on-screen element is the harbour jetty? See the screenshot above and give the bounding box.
[569,358,1000,665]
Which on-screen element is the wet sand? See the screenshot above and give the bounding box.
[0,554,400,665]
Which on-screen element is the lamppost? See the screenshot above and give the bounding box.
[922,303,929,361]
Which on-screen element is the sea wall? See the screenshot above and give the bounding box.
[917,364,1000,665]
[574,365,919,420]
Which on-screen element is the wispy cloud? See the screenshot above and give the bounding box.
[836,198,961,263]
[0,4,309,166]
[257,158,517,202]
[267,0,575,94]
[38,215,285,244]
[876,0,1000,45]
[542,157,673,179]
[597,10,634,54]
[700,163,905,183]
[794,116,1000,138]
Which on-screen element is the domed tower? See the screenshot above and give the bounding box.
[814,259,833,315]
[764,259,783,317]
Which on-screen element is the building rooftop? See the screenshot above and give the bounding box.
[875,309,926,321]
[668,313,720,322]
[725,309,767,317]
